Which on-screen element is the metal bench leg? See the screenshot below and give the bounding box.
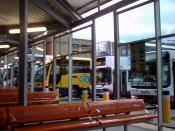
[103,127,106,131]
[124,124,128,131]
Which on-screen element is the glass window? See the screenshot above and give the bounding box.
[119,3,155,42]
[160,0,175,35]
[95,12,114,43]
[72,27,92,53]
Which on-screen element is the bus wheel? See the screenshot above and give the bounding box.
[72,86,80,97]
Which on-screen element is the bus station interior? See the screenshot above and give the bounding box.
[1,0,175,130]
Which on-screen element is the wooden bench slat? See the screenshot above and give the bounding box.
[97,114,158,126]
[0,93,18,102]
[0,107,7,125]
[0,92,59,106]
[14,119,99,131]
[9,103,88,124]
[0,100,59,106]
[88,99,145,116]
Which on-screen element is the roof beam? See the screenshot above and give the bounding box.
[0,35,19,46]
[56,0,82,21]
[31,0,70,29]
[72,0,139,27]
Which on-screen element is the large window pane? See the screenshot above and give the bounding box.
[160,0,175,35]
[72,27,92,53]
[95,12,114,43]
[161,36,175,126]
[119,3,155,42]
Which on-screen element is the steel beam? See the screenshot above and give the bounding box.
[56,0,82,21]
[91,20,96,101]
[52,37,56,91]
[113,12,120,99]
[72,0,139,27]
[68,30,73,103]
[154,0,163,131]
[0,35,19,46]
[43,40,46,91]
[18,0,28,106]
[30,47,35,92]
[10,63,14,87]
[31,0,70,29]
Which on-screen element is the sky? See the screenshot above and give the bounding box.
[73,0,175,44]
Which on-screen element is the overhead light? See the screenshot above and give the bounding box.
[36,61,40,64]
[36,47,44,51]
[1,61,4,63]
[0,45,10,48]
[9,27,47,34]
[15,56,19,60]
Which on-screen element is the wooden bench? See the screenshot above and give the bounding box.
[0,107,7,126]
[8,103,99,131]
[0,88,18,93]
[0,92,59,106]
[1,99,158,131]
[88,99,158,129]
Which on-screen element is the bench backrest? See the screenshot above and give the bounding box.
[0,107,7,125]
[88,99,145,116]
[28,92,57,100]
[0,93,18,102]
[0,88,18,93]
[0,92,57,103]
[8,103,88,124]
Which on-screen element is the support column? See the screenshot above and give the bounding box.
[113,11,120,99]
[91,20,96,101]
[154,0,163,131]
[68,30,73,103]
[30,47,35,92]
[10,63,14,87]
[43,40,46,91]
[19,0,28,106]
[53,38,56,91]
[3,55,7,86]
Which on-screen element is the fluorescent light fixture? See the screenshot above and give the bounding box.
[36,47,44,51]
[15,56,19,60]
[0,45,10,48]
[9,27,47,34]
[36,61,40,64]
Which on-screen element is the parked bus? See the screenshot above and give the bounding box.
[34,56,91,97]
[96,55,131,97]
[130,50,175,106]
[96,41,131,98]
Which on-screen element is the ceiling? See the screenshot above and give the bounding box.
[0,0,112,57]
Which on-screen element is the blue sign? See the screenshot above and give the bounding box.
[79,76,89,82]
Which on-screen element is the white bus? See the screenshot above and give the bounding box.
[96,55,131,97]
[130,50,175,106]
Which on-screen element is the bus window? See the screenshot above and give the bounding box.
[131,52,170,88]
[97,68,112,85]
[34,63,51,82]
